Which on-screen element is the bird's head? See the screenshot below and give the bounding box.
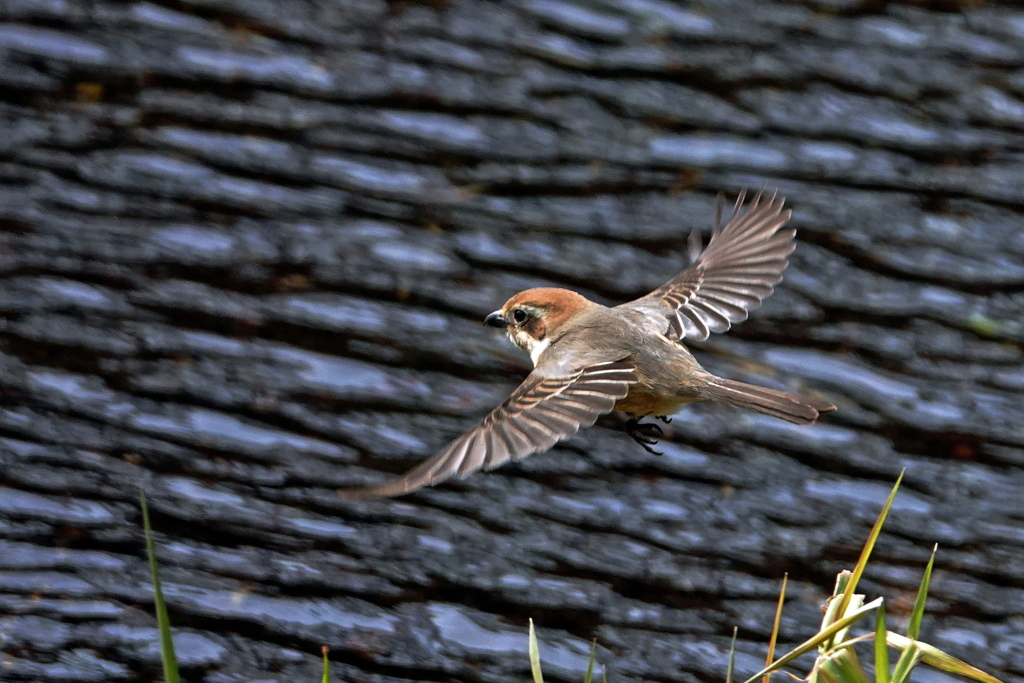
[484,288,593,364]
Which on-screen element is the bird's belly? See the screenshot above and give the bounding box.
[614,386,700,417]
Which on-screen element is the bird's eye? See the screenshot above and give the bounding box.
[512,309,528,324]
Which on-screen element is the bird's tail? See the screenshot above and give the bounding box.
[704,378,835,425]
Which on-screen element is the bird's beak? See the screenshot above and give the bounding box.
[484,311,508,328]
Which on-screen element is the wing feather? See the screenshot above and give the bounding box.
[620,189,795,342]
[493,421,533,466]
[342,359,637,499]
[458,431,486,476]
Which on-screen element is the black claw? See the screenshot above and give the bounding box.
[655,415,673,424]
[639,443,663,456]
[641,442,664,455]
[625,417,665,455]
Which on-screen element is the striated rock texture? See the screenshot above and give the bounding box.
[1,1,1024,682]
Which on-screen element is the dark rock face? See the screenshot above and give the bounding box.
[1,1,1023,681]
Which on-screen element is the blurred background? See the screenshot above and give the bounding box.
[1,0,1023,681]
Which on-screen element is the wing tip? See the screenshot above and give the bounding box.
[340,464,462,501]
[340,479,412,501]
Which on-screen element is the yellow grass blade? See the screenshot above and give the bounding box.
[763,573,788,683]
[529,619,544,683]
[829,471,903,648]
[727,627,739,683]
[887,633,1003,683]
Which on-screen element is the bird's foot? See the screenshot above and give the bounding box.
[655,415,673,424]
[625,417,664,455]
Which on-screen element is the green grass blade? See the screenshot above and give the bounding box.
[726,627,738,683]
[832,595,865,649]
[820,572,865,652]
[321,646,330,683]
[887,633,1004,683]
[820,647,871,683]
[907,545,937,641]
[817,663,840,683]
[140,489,179,683]
[830,471,904,648]
[874,606,890,683]
[823,572,852,625]
[529,619,544,683]
[742,597,883,683]
[584,639,597,683]
[890,641,921,683]
[763,573,788,683]
[820,572,851,638]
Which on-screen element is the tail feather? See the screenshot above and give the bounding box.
[705,378,835,425]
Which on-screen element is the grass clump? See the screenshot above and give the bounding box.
[743,471,1001,683]
[528,472,1004,683]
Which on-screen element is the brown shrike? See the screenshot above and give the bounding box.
[345,189,835,499]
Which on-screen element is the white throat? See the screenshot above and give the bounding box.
[527,338,551,366]
[510,328,551,366]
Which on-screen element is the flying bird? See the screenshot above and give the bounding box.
[345,189,835,499]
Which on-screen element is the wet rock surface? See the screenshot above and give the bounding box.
[1,0,1023,681]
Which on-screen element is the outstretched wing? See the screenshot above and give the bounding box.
[343,359,637,499]
[622,189,794,342]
